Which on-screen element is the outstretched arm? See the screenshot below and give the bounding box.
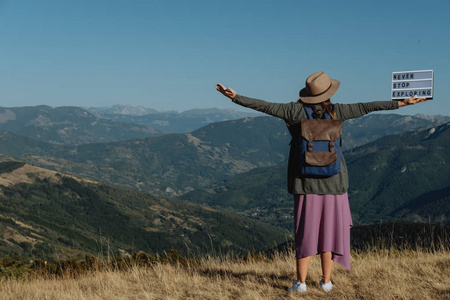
[214,83,302,123]
[337,95,429,120]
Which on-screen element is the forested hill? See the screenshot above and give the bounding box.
[342,113,450,150]
[0,117,291,196]
[346,122,450,224]
[0,113,448,198]
[0,161,288,260]
[181,122,450,227]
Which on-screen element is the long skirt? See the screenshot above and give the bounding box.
[294,193,353,271]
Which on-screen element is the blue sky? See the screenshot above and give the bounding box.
[0,0,449,115]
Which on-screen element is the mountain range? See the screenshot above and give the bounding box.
[346,122,450,224]
[0,104,449,261]
[181,122,450,227]
[0,160,288,260]
[0,105,161,145]
[1,159,446,262]
[88,105,261,133]
[0,105,448,198]
[0,117,290,196]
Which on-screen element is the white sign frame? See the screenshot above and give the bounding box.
[391,70,433,100]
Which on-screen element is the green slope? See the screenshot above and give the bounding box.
[180,165,292,229]
[346,122,450,223]
[180,122,450,226]
[0,117,291,197]
[0,162,289,261]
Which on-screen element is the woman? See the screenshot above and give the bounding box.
[215,71,427,293]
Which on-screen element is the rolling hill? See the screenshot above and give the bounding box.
[346,122,450,224]
[0,105,161,145]
[0,117,291,196]
[180,122,450,227]
[0,113,448,199]
[0,160,289,261]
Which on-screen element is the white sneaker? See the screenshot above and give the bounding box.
[320,280,333,292]
[287,280,307,293]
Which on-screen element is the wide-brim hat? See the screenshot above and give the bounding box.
[299,71,340,104]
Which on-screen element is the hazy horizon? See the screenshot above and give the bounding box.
[0,102,448,117]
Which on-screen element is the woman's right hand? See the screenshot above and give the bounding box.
[398,95,428,107]
[215,83,237,100]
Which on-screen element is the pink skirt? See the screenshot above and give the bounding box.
[294,193,353,270]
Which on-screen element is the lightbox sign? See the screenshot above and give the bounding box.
[391,70,433,100]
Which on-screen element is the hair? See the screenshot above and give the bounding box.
[302,99,336,119]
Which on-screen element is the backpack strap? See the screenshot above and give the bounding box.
[304,106,314,119]
[304,106,332,120]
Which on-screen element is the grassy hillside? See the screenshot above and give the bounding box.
[1,247,449,299]
[0,161,289,261]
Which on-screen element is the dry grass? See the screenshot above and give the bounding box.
[0,248,449,300]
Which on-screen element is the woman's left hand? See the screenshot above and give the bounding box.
[215,83,237,100]
[398,95,428,107]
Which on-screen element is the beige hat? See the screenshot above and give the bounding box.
[299,72,340,104]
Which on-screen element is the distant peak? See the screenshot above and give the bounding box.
[88,105,160,116]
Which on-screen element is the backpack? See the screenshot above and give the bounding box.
[300,106,343,176]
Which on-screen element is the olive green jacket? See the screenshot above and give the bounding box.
[232,94,399,195]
